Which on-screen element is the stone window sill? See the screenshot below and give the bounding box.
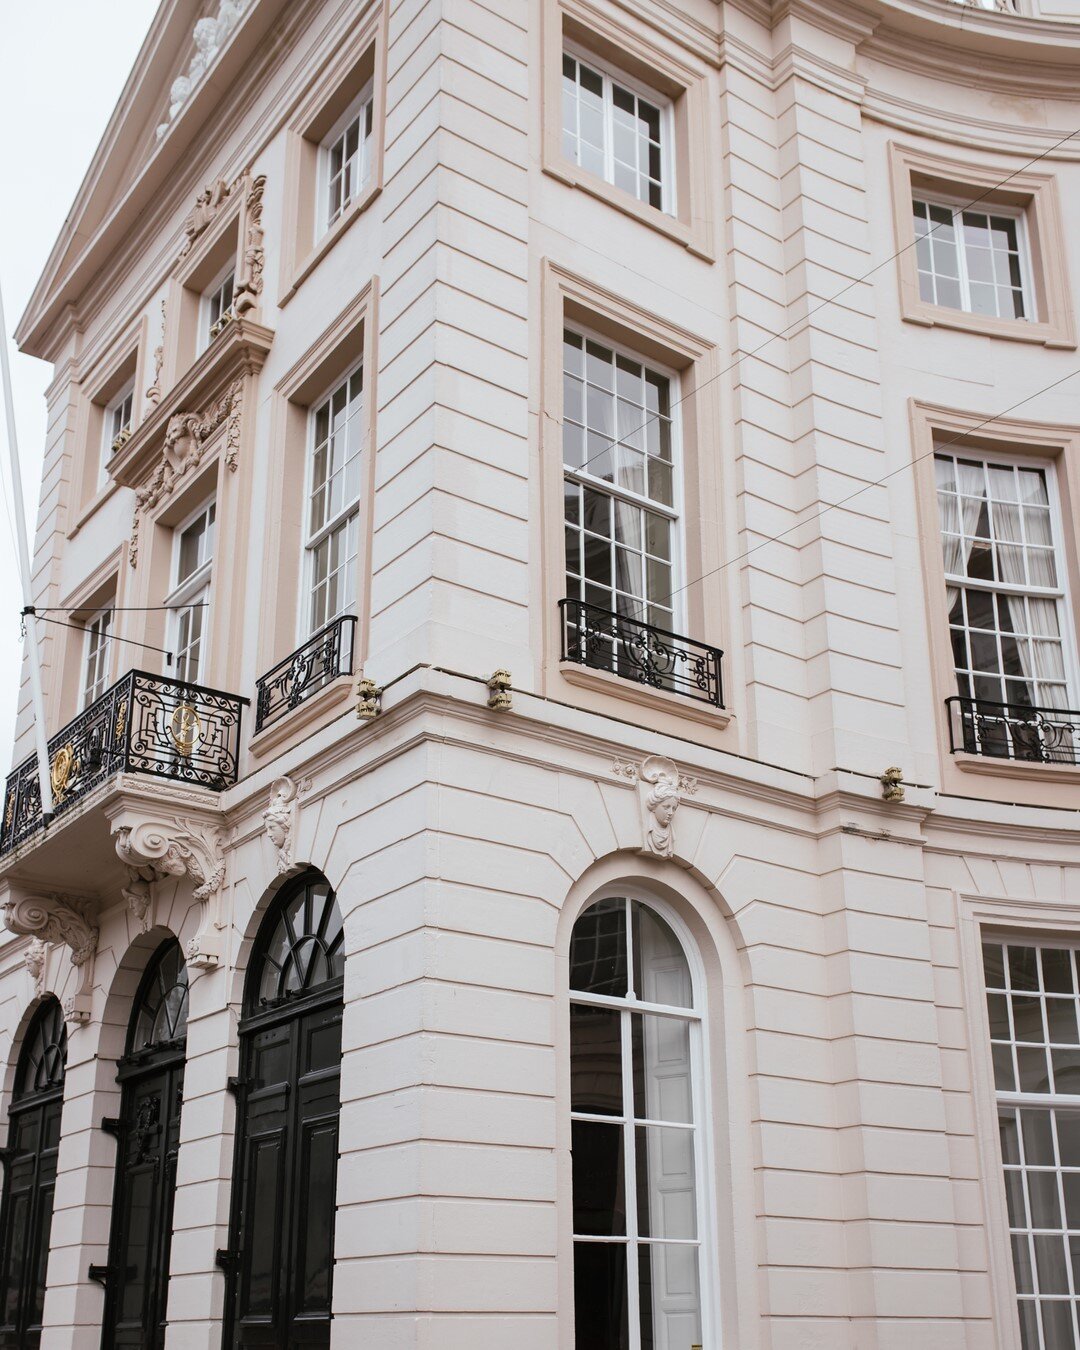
[559,662,731,730]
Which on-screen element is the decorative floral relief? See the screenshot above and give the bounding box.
[156,1,252,142]
[145,298,166,408]
[129,379,242,567]
[234,175,266,315]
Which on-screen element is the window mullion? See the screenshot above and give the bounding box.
[955,207,973,312]
[603,72,615,189]
[621,1004,641,1350]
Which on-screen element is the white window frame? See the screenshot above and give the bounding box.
[562,42,676,217]
[562,322,687,634]
[980,935,1080,1348]
[199,261,236,352]
[100,380,135,484]
[81,604,114,708]
[567,889,718,1350]
[914,192,1036,321]
[300,362,365,641]
[165,497,216,686]
[936,448,1079,716]
[317,83,375,238]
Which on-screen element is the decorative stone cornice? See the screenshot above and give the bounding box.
[114,816,227,969]
[128,379,242,567]
[109,316,271,495]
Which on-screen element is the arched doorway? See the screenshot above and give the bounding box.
[101,939,189,1349]
[224,871,344,1348]
[0,998,66,1349]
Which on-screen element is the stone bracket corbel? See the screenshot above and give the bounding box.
[113,815,227,968]
[2,891,99,1024]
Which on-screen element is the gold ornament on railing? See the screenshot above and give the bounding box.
[168,704,202,757]
[50,745,78,802]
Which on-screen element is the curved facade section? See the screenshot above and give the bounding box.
[0,1,1079,1348]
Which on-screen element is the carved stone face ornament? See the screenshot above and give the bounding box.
[614,754,697,860]
[263,777,297,874]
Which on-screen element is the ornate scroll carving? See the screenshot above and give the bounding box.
[25,939,46,998]
[129,379,242,566]
[145,298,166,408]
[114,818,227,961]
[4,894,98,1022]
[180,177,236,256]
[3,894,98,967]
[263,777,297,874]
[612,755,697,860]
[234,175,266,316]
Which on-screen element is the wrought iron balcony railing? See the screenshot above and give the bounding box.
[946,695,1080,766]
[254,615,357,735]
[1,671,245,854]
[559,598,724,709]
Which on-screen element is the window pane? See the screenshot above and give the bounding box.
[572,1005,623,1116]
[638,1243,701,1350]
[631,1014,693,1125]
[635,1125,697,1239]
[572,1119,626,1236]
[570,899,628,997]
[632,903,691,1007]
[574,1242,629,1350]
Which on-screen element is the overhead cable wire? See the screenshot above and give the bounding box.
[563,124,1080,485]
[34,614,174,665]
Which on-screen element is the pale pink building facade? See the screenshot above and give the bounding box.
[0,0,1079,1347]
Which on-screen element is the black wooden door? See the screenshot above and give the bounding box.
[229,1000,342,1349]
[101,1057,184,1350]
[0,1091,62,1349]
[0,998,67,1350]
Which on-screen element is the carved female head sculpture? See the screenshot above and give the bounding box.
[644,775,680,856]
[263,777,297,872]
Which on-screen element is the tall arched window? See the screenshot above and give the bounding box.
[224,872,344,1349]
[0,998,66,1349]
[101,940,189,1350]
[569,896,708,1350]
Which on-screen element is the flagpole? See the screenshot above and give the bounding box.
[0,277,54,824]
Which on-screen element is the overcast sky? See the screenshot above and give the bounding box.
[0,3,158,772]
